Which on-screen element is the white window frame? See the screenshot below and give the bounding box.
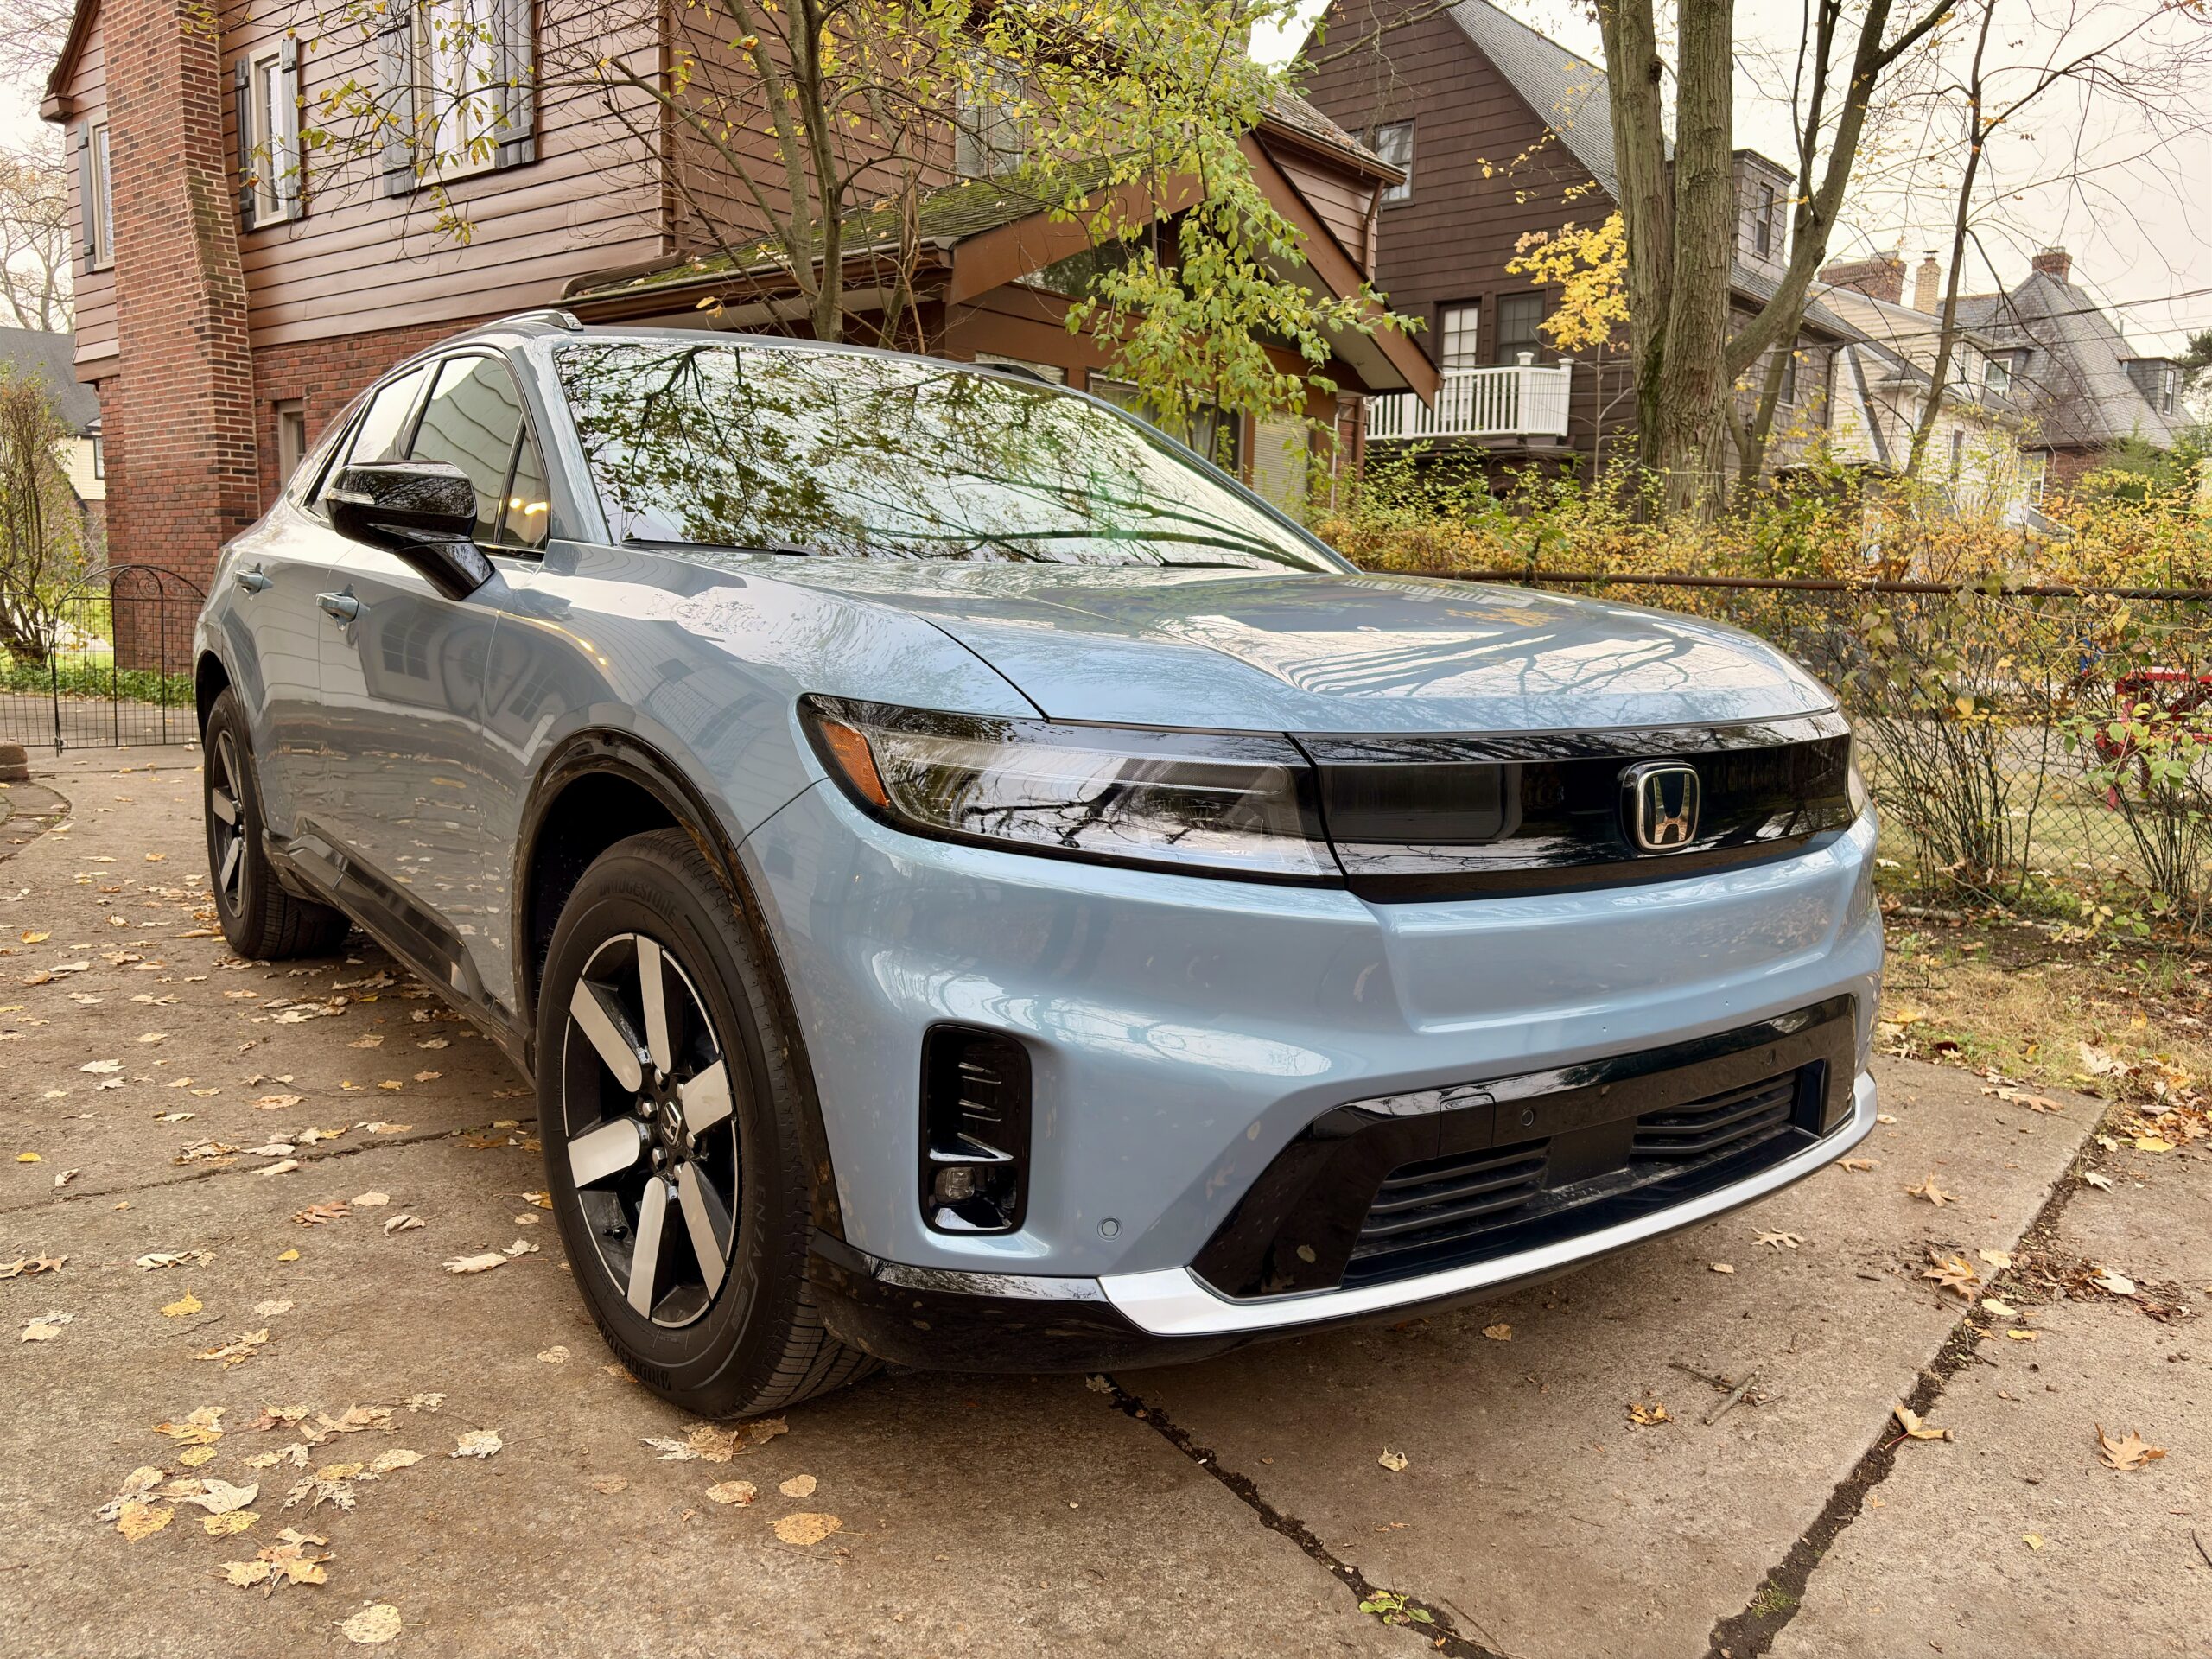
[1438,303,1482,372]
[416,0,502,181]
[1982,353,2011,399]
[1372,122,1413,205]
[250,49,298,224]
[276,399,308,485]
[89,121,114,270]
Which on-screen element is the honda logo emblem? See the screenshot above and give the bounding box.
[1624,761,1701,852]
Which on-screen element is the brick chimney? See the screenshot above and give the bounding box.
[1818,251,1904,305]
[2030,247,2072,282]
[101,0,261,605]
[1913,253,1941,313]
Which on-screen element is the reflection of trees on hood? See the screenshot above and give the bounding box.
[555,341,1328,570]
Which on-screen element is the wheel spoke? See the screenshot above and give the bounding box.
[567,1118,646,1187]
[209,787,238,827]
[569,980,645,1093]
[636,937,674,1077]
[217,837,242,893]
[675,1163,730,1297]
[678,1059,734,1136]
[627,1176,670,1316]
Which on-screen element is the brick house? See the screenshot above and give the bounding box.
[1300,0,1865,483]
[41,0,1435,594]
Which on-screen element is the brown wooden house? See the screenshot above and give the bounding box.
[1301,0,1864,484]
[42,0,1435,591]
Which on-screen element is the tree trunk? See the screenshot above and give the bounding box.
[1650,0,1737,515]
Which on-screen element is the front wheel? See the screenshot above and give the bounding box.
[536,829,872,1417]
[202,689,351,961]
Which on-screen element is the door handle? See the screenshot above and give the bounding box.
[317,590,360,623]
[235,565,272,594]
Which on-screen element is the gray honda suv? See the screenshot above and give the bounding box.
[194,312,1882,1417]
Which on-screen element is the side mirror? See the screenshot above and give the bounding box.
[327,461,494,601]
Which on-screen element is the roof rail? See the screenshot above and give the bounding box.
[499,308,585,333]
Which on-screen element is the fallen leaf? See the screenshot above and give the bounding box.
[2090,1267,2137,1297]
[254,1300,294,1318]
[2082,1171,2114,1191]
[779,1474,817,1499]
[1376,1448,1408,1472]
[292,1203,347,1225]
[1978,1249,2014,1270]
[705,1479,755,1505]
[450,1429,501,1459]
[367,1449,423,1474]
[0,1253,65,1279]
[2005,1329,2039,1342]
[20,1310,73,1341]
[196,1328,270,1368]
[1905,1175,1956,1206]
[204,1510,260,1536]
[1892,1404,1952,1442]
[161,1290,205,1318]
[1709,1262,1735,1274]
[537,1345,569,1363]
[19,930,48,944]
[772,1513,842,1547]
[1627,1401,1670,1427]
[80,1059,120,1074]
[1922,1254,1979,1299]
[252,1094,303,1110]
[347,1036,384,1049]
[169,1478,259,1516]
[1757,1230,1804,1250]
[2094,1425,2166,1471]
[443,1252,505,1274]
[1481,1323,1511,1341]
[351,1192,390,1208]
[339,1604,403,1645]
[115,1498,173,1541]
[1980,1297,2020,1319]
[2023,1532,2045,1550]
[2134,1135,2175,1154]
[1840,1157,1878,1172]
[257,1159,302,1179]
[154,1406,226,1445]
[383,1215,424,1235]
[15,1151,40,1163]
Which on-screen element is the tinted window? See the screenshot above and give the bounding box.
[554,341,1338,572]
[502,427,551,550]
[410,355,525,544]
[347,365,432,467]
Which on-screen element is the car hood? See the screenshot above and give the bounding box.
[755,563,1836,733]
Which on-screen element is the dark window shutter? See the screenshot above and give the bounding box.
[376,18,415,198]
[233,56,257,230]
[279,36,305,220]
[493,0,535,168]
[73,124,93,271]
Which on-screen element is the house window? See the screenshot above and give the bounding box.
[91,429,105,479]
[235,43,302,228]
[1778,347,1799,407]
[1089,377,1242,473]
[276,400,308,483]
[83,121,114,270]
[1949,429,1966,480]
[416,0,502,178]
[955,54,1033,179]
[1438,304,1481,372]
[1371,122,1413,204]
[1752,183,1776,257]
[1983,354,2011,398]
[1495,292,1547,364]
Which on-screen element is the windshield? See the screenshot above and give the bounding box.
[552,340,1343,572]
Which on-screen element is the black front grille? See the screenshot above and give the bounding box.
[1632,1075,1798,1162]
[1338,1065,1821,1288]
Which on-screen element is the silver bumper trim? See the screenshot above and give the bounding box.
[1098,1069,1879,1338]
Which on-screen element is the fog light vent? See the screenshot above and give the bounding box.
[919,1026,1031,1233]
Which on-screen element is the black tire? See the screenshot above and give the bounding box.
[536,829,873,1418]
[202,688,352,962]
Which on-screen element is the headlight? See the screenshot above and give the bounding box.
[800,695,1338,881]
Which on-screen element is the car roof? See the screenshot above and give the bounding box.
[444,309,1042,384]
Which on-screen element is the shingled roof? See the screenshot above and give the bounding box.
[1446,0,1619,198]
[1955,267,2183,452]
[0,327,99,435]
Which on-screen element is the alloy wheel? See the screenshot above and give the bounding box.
[207,731,247,911]
[560,932,741,1327]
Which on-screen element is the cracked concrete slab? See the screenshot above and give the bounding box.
[1119,1062,2108,1659]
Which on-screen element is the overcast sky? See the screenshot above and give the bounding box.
[1259,0,2212,357]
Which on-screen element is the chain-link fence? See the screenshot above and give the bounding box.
[0,565,203,753]
[1410,569,2212,927]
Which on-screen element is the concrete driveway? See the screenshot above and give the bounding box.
[2,747,2203,1657]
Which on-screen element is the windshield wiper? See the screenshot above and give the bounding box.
[624,536,822,557]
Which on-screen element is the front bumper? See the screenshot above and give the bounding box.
[742,778,1883,1364]
[811,1069,1877,1368]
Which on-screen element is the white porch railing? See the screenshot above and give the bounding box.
[1367,358,1574,442]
